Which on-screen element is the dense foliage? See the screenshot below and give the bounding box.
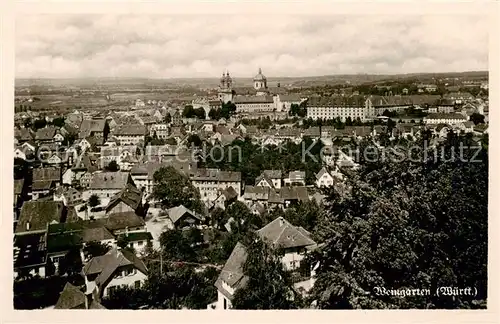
[310,132,488,309]
[104,160,119,172]
[82,241,111,259]
[152,166,204,213]
[88,194,100,208]
[14,274,84,309]
[182,105,206,120]
[232,235,303,309]
[101,265,219,309]
[200,137,324,185]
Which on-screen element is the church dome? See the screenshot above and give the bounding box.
[253,68,266,81]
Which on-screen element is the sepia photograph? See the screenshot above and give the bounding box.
[9,5,490,313]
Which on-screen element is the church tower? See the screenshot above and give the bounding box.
[218,71,234,104]
[253,68,268,96]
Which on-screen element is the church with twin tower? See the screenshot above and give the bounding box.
[218,68,269,104]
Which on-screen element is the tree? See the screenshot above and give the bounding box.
[225,201,262,232]
[52,117,65,128]
[164,113,172,124]
[83,241,111,259]
[310,132,487,309]
[182,105,195,118]
[58,246,83,276]
[103,121,110,140]
[62,132,77,146]
[209,108,221,120]
[279,200,323,232]
[105,160,120,172]
[159,229,197,262]
[194,107,206,120]
[221,102,237,119]
[232,235,301,309]
[117,235,131,249]
[186,134,202,148]
[183,227,204,247]
[470,113,485,125]
[23,118,32,129]
[152,166,204,213]
[33,118,47,130]
[88,194,100,208]
[289,103,300,117]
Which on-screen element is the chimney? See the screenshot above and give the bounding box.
[125,226,129,237]
[279,217,284,227]
[26,221,31,231]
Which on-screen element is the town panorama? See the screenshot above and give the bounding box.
[13,13,488,310]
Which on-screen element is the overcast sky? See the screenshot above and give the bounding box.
[15,14,489,79]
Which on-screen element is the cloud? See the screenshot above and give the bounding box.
[15,14,489,78]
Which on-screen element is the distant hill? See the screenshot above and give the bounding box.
[16,71,488,90]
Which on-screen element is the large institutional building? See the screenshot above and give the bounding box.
[218,71,234,104]
[306,96,374,122]
[218,68,280,113]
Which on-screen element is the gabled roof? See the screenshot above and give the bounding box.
[308,95,366,107]
[279,94,302,102]
[214,242,248,299]
[106,183,142,213]
[257,216,316,249]
[14,232,47,268]
[104,212,145,232]
[114,125,147,136]
[46,227,83,254]
[368,95,413,107]
[89,171,130,190]
[234,95,274,104]
[82,226,115,243]
[426,113,466,120]
[35,126,58,141]
[33,167,61,182]
[117,231,153,242]
[191,168,241,182]
[315,167,332,180]
[83,248,148,287]
[16,201,64,234]
[79,119,106,137]
[222,186,238,201]
[167,205,203,224]
[14,128,34,141]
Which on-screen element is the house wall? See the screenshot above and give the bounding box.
[192,180,241,202]
[425,118,466,125]
[116,135,144,146]
[127,239,149,254]
[62,169,74,185]
[83,188,121,202]
[101,268,147,298]
[31,189,51,200]
[256,179,272,188]
[316,174,334,188]
[14,150,27,160]
[108,201,134,215]
[113,226,146,236]
[235,102,275,113]
[307,105,368,122]
[282,248,307,271]
[216,288,233,310]
[272,179,281,189]
[14,265,46,279]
